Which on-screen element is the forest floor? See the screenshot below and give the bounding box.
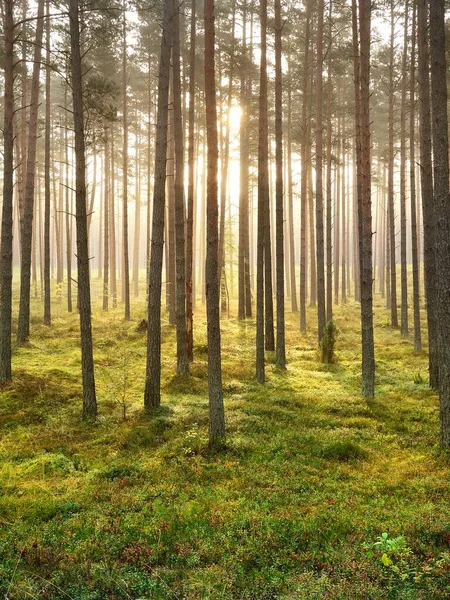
[1,284,450,599]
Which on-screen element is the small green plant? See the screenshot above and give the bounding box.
[104,351,135,420]
[414,372,424,384]
[320,320,338,364]
[363,533,416,582]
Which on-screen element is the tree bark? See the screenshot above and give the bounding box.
[0,0,15,382]
[17,0,45,345]
[68,0,97,418]
[410,1,421,351]
[186,0,196,359]
[418,0,438,388]
[315,0,326,343]
[173,6,189,375]
[274,0,285,369]
[144,0,174,410]
[429,0,450,445]
[204,0,226,447]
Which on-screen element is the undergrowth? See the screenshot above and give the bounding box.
[0,283,449,599]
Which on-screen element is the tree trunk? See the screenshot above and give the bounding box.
[274,0,285,369]
[122,6,131,320]
[388,2,398,328]
[186,0,196,359]
[204,0,226,447]
[410,1,421,351]
[418,0,438,388]
[315,0,326,343]
[0,0,15,382]
[300,0,311,332]
[68,0,97,418]
[17,0,45,345]
[353,0,375,398]
[144,0,174,410]
[173,6,189,375]
[44,0,51,326]
[429,0,450,445]
[399,0,409,336]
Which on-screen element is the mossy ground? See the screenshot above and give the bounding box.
[1,281,450,599]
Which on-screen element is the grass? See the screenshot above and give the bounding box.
[1,282,450,599]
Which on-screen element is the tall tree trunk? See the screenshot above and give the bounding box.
[256,0,269,381]
[418,0,438,388]
[122,6,131,320]
[186,0,196,359]
[204,0,226,447]
[353,0,375,398]
[218,0,236,313]
[410,1,421,350]
[399,0,409,336]
[144,0,174,410]
[388,2,398,328]
[103,132,110,311]
[287,52,298,314]
[315,0,326,343]
[430,0,450,445]
[325,5,333,322]
[44,0,51,326]
[133,130,140,298]
[0,0,14,382]
[68,0,97,418]
[274,0,285,369]
[300,0,311,333]
[17,0,45,345]
[173,6,189,375]
[110,134,118,308]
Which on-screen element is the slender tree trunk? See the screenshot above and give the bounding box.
[257,0,269,381]
[300,0,311,332]
[186,0,196,359]
[204,0,226,447]
[315,0,326,343]
[0,0,15,382]
[238,0,250,320]
[44,0,51,326]
[17,0,45,345]
[173,6,189,376]
[133,129,140,298]
[144,0,174,410]
[410,1,421,351]
[103,132,110,311]
[68,0,97,418]
[353,0,375,398]
[430,0,450,445]
[287,52,298,314]
[418,0,438,388]
[110,134,118,308]
[122,6,131,320]
[274,0,285,368]
[325,6,333,322]
[399,0,409,336]
[388,2,398,328]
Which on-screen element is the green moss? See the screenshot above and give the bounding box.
[0,288,449,598]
